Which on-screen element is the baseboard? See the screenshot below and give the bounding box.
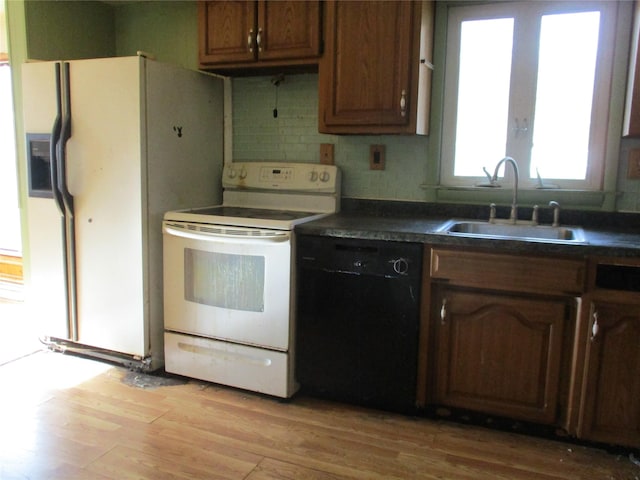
[0,254,23,285]
[0,255,23,301]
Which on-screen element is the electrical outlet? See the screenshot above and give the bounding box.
[629,149,640,179]
[370,145,385,170]
[320,143,334,165]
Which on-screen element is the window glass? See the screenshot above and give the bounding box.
[531,11,600,180]
[441,1,618,190]
[454,18,513,176]
[184,249,265,312]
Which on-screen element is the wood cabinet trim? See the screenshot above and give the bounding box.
[430,248,586,296]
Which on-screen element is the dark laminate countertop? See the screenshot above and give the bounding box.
[295,199,640,259]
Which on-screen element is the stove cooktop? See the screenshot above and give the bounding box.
[163,204,331,230]
[187,206,318,222]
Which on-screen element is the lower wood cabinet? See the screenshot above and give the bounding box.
[433,287,569,424]
[418,246,640,448]
[569,258,640,448]
[421,246,586,427]
[577,300,640,446]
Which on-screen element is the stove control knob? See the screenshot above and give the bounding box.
[309,170,318,182]
[319,170,331,182]
[227,167,237,179]
[239,167,248,179]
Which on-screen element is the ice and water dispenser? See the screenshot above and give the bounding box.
[26,133,52,198]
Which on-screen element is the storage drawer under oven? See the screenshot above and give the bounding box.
[164,332,296,398]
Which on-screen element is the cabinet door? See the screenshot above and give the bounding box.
[319,0,420,133]
[578,302,640,447]
[434,288,566,424]
[257,1,321,61]
[199,1,256,65]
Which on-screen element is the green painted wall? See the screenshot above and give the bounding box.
[24,0,115,60]
[113,1,197,70]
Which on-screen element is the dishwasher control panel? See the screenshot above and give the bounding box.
[297,235,422,279]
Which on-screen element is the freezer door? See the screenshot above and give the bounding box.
[22,61,68,339]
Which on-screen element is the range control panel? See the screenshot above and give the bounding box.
[222,162,340,192]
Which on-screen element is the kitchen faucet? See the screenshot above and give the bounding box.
[489,156,519,223]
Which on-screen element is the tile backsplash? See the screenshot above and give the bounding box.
[232,74,430,202]
[617,138,640,212]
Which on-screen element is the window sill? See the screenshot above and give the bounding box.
[420,184,616,210]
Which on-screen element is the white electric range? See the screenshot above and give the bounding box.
[162,162,341,397]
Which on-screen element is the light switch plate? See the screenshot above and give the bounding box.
[320,144,335,165]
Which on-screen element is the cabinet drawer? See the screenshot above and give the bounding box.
[431,248,586,295]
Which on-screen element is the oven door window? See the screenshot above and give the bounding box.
[185,248,265,312]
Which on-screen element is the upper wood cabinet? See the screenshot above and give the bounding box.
[198,1,322,72]
[318,1,434,134]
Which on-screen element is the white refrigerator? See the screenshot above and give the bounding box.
[22,56,225,370]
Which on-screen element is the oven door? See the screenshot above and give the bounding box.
[163,221,292,350]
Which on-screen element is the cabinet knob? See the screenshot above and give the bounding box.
[257,28,263,52]
[248,29,255,52]
[400,89,407,117]
[591,311,599,342]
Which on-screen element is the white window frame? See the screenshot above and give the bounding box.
[440,1,619,191]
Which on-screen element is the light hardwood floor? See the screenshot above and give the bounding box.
[0,349,638,480]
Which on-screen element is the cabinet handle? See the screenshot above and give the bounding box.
[256,28,263,52]
[248,29,255,52]
[591,311,599,342]
[440,298,447,325]
[400,89,407,117]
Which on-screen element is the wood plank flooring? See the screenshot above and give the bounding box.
[0,350,638,480]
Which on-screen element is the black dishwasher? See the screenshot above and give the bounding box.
[295,235,422,413]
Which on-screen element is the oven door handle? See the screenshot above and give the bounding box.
[163,224,290,243]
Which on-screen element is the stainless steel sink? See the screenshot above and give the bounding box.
[436,220,587,244]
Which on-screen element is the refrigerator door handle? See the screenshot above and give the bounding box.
[58,61,74,214]
[50,62,64,215]
[52,61,73,340]
[58,61,79,342]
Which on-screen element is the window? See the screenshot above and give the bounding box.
[441,1,618,190]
